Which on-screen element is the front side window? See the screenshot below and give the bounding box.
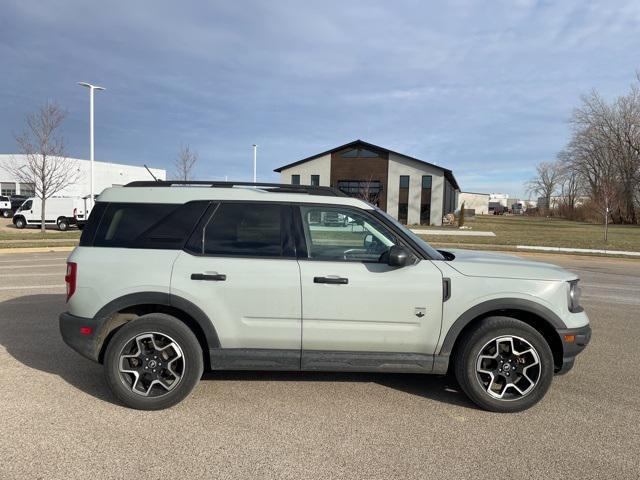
[21,200,32,211]
[192,203,286,257]
[299,206,396,262]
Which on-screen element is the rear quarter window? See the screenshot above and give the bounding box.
[81,202,209,249]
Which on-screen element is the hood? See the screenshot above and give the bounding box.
[442,249,577,281]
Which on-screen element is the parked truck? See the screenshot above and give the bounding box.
[12,197,87,231]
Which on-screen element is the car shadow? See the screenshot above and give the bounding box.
[0,294,476,409]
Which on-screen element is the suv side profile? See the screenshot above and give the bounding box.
[59,181,591,412]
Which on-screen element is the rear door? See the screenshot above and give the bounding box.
[295,204,444,369]
[170,202,302,369]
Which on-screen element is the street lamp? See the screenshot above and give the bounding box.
[252,144,257,183]
[78,82,105,209]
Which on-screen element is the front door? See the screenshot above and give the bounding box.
[296,205,443,370]
[170,202,302,369]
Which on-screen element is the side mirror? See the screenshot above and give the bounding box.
[387,245,410,267]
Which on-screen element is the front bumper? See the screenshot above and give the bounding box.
[59,312,100,362]
[556,324,592,374]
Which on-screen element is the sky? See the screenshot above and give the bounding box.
[1,0,639,197]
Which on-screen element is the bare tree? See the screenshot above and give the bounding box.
[174,144,198,181]
[565,81,640,224]
[4,102,80,233]
[526,161,561,214]
[355,175,381,207]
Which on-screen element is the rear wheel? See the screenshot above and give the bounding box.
[454,316,554,412]
[104,314,204,410]
[1,210,9,218]
[57,217,69,231]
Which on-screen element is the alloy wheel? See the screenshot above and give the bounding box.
[118,332,184,397]
[475,335,541,400]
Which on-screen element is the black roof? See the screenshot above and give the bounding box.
[274,139,460,190]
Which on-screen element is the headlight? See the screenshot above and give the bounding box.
[567,280,582,313]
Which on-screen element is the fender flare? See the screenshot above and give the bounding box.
[438,298,566,357]
[93,291,220,352]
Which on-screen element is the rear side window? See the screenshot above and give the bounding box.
[186,203,291,257]
[83,202,208,249]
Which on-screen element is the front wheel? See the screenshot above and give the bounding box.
[454,316,554,412]
[14,217,25,229]
[104,314,204,410]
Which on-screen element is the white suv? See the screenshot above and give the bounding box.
[59,181,591,412]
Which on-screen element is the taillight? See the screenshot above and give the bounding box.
[65,262,77,302]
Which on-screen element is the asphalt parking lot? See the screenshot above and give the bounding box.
[0,251,639,479]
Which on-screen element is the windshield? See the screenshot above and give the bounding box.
[375,209,445,260]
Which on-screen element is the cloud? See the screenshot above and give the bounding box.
[1,0,638,194]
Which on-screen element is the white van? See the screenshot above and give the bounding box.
[12,197,87,231]
[0,196,11,218]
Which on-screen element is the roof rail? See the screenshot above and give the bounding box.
[124,180,347,197]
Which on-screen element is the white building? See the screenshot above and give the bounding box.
[0,154,166,197]
[489,193,510,207]
[458,191,490,215]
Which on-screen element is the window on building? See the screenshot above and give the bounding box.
[200,203,285,257]
[340,148,380,158]
[1,183,16,197]
[299,206,396,262]
[336,180,383,206]
[310,175,320,186]
[291,174,300,185]
[420,175,432,225]
[443,180,457,214]
[398,176,409,224]
[19,183,35,197]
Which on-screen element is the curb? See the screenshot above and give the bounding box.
[516,245,640,257]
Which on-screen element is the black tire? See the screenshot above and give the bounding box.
[1,210,9,218]
[14,217,25,229]
[57,218,69,231]
[104,314,204,410]
[454,316,554,413]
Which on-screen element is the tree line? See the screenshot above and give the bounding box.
[528,75,640,226]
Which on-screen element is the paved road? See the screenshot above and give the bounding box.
[0,251,638,479]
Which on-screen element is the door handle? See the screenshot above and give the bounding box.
[314,276,348,285]
[191,273,226,281]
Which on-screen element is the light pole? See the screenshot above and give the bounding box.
[252,144,257,183]
[78,82,105,209]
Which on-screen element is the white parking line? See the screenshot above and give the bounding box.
[0,264,65,269]
[0,284,65,290]
[0,257,67,263]
[0,272,62,277]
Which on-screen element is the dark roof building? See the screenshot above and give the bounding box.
[275,140,460,226]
